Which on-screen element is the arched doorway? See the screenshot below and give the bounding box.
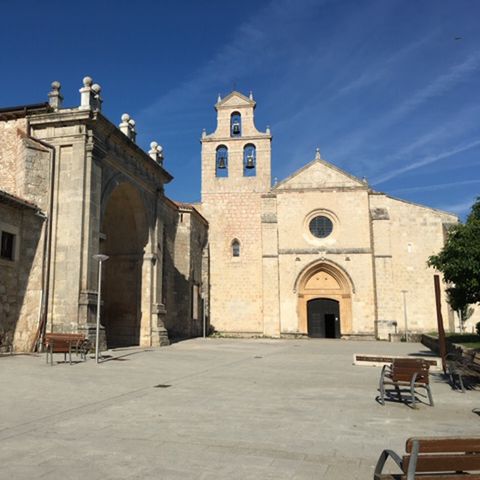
[296,261,353,337]
[307,298,340,338]
[101,182,149,348]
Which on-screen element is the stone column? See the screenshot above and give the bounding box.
[151,303,170,346]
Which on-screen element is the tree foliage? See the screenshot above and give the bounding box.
[428,197,480,309]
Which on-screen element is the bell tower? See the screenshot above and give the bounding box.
[201,91,271,198]
[200,91,272,334]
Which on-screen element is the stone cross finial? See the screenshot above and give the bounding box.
[79,76,94,110]
[315,147,321,160]
[119,113,137,142]
[48,81,63,110]
[149,141,164,165]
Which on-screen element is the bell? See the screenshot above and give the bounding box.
[232,122,240,134]
[245,154,255,169]
[218,156,226,169]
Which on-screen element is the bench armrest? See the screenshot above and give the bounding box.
[374,449,403,479]
[406,439,420,480]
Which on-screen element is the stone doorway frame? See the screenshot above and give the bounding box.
[295,260,354,336]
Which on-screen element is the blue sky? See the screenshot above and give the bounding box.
[1,0,479,219]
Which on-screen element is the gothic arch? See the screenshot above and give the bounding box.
[295,260,353,336]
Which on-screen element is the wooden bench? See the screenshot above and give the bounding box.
[374,436,480,479]
[44,333,90,365]
[379,358,434,407]
[447,351,480,392]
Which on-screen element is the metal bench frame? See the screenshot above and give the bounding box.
[379,359,434,407]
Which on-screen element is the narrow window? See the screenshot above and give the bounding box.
[230,112,241,137]
[232,239,240,257]
[216,145,228,177]
[243,144,256,177]
[0,231,15,260]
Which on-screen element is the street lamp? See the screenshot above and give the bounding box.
[93,254,109,364]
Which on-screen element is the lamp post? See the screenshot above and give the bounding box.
[401,290,408,342]
[93,254,109,364]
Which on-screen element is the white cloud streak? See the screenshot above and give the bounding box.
[336,34,435,97]
[373,139,480,185]
[391,179,480,194]
[334,52,480,160]
[438,197,477,216]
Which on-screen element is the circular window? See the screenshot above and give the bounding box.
[309,216,333,238]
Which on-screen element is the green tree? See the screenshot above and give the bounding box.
[428,197,480,313]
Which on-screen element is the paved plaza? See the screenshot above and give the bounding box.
[0,338,479,479]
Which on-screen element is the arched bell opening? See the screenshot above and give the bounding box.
[296,261,353,337]
[216,145,228,177]
[100,182,149,348]
[243,143,256,177]
[230,111,241,137]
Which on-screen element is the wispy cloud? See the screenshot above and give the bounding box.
[336,34,435,97]
[389,52,480,121]
[367,102,480,177]
[373,139,480,185]
[438,197,477,216]
[136,0,324,140]
[333,52,480,161]
[391,179,480,194]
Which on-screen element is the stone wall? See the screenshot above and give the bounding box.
[0,118,27,196]
[162,201,208,339]
[0,202,45,351]
[370,194,458,338]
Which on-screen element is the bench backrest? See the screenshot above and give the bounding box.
[403,437,480,475]
[44,333,87,352]
[45,333,85,341]
[391,359,430,384]
[473,353,480,369]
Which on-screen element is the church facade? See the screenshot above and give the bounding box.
[0,82,471,352]
[0,79,207,352]
[199,91,460,339]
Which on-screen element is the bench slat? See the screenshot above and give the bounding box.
[406,437,480,453]
[378,475,480,480]
[403,454,480,473]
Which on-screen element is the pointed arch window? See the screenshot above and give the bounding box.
[230,112,241,137]
[216,145,228,177]
[231,239,240,257]
[243,143,256,177]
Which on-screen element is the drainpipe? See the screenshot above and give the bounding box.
[27,130,56,351]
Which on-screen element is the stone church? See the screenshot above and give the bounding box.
[0,78,207,352]
[199,91,461,340]
[0,82,466,352]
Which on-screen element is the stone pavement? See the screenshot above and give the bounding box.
[0,338,478,479]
